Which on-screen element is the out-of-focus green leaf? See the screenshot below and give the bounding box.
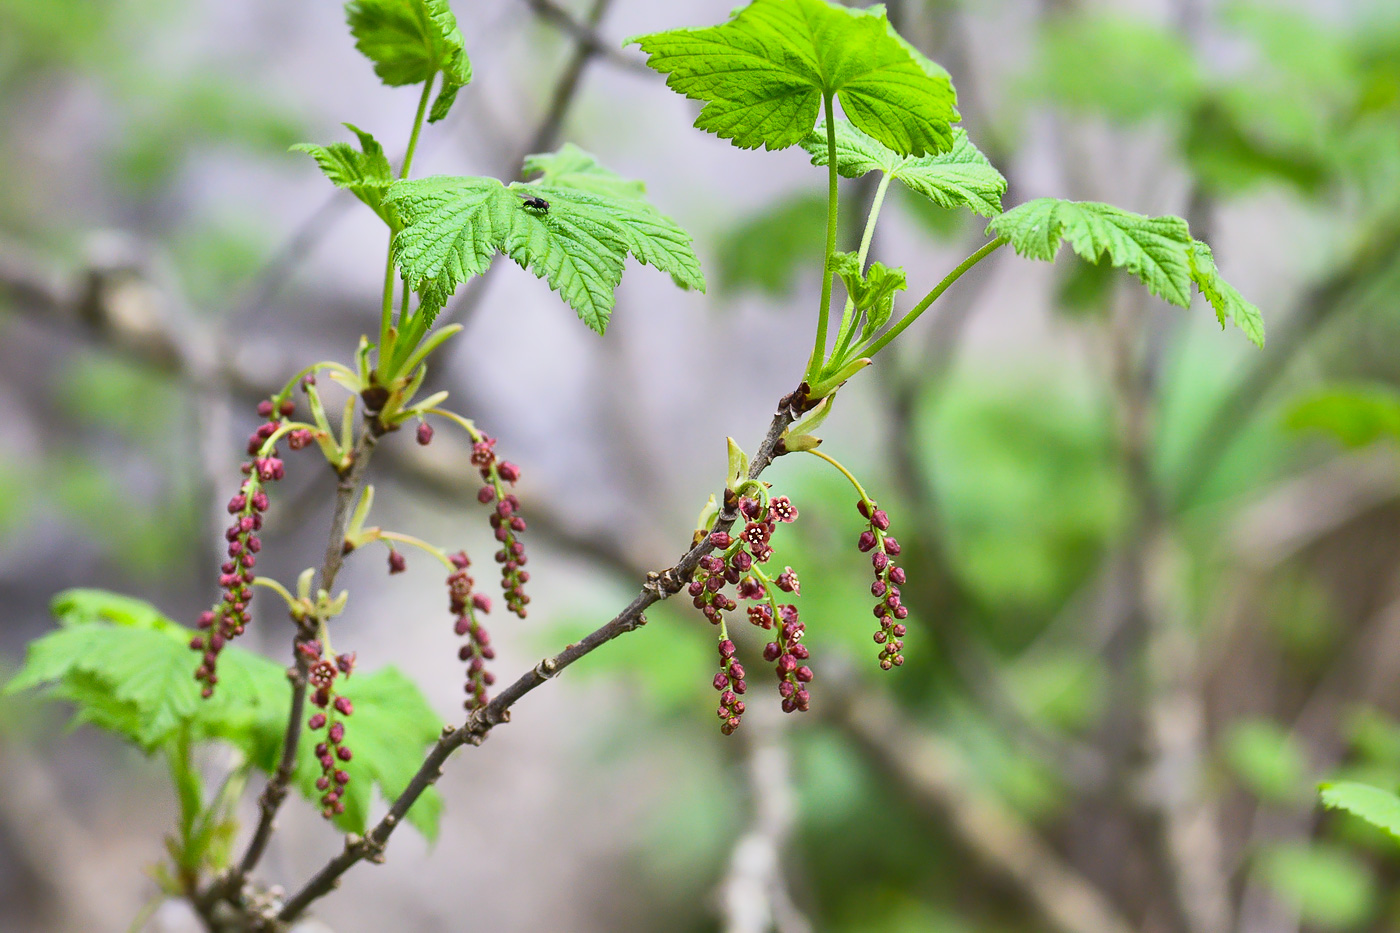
[1223,719,1308,803]
[1259,842,1376,928]
[716,193,830,297]
[1285,384,1400,448]
[1035,14,1202,124]
[7,590,444,840]
[293,666,445,839]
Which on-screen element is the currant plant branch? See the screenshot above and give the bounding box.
[278,397,803,923]
[226,427,381,895]
[2,2,1266,931]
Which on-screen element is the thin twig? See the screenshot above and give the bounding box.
[206,427,381,915]
[276,391,806,924]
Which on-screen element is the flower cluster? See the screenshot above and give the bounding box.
[301,640,356,819]
[687,494,806,732]
[446,550,495,711]
[471,434,529,618]
[713,638,746,734]
[687,495,799,626]
[192,400,291,697]
[856,500,907,670]
[762,604,813,713]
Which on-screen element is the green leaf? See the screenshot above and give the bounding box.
[387,162,703,334]
[292,123,395,226]
[51,587,173,630]
[802,119,1006,217]
[1259,842,1376,928]
[833,251,906,339]
[345,0,472,123]
[8,626,202,748]
[8,589,444,841]
[1321,781,1400,842]
[988,199,1265,345]
[1223,719,1308,803]
[629,0,958,156]
[294,666,444,839]
[1187,240,1266,347]
[1286,385,1400,448]
[716,193,830,296]
[988,198,1193,306]
[520,144,646,201]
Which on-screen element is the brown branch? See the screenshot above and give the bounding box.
[202,427,381,920]
[275,390,807,925]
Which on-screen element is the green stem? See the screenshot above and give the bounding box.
[251,576,298,612]
[803,447,873,507]
[378,234,397,366]
[375,530,455,570]
[378,74,436,374]
[427,406,482,441]
[857,173,892,269]
[274,361,357,403]
[830,172,895,364]
[399,77,435,181]
[859,237,1007,359]
[804,95,841,383]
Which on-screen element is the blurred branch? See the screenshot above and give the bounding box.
[825,671,1138,933]
[719,705,812,933]
[521,0,649,75]
[1141,535,1233,933]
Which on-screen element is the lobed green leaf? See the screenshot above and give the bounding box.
[387,152,703,334]
[802,119,1006,217]
[629,0,958,156]
[6,589,444,839]
[1187,240,1266,347]
[988,198,1193,306]
[1321,781,1400,842]
[833,251,905,339]
[987,198,1265,345]
[520,144,646,201]
[292,124,396,226]
[345,0,472,123]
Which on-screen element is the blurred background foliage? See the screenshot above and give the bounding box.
[3,0,1400,931]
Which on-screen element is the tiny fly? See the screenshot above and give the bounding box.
[518,193,550,213]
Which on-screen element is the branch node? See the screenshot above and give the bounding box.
[539,657,558,675]
[440,723,456,737]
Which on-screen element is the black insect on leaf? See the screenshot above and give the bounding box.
[521,194,550,212]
